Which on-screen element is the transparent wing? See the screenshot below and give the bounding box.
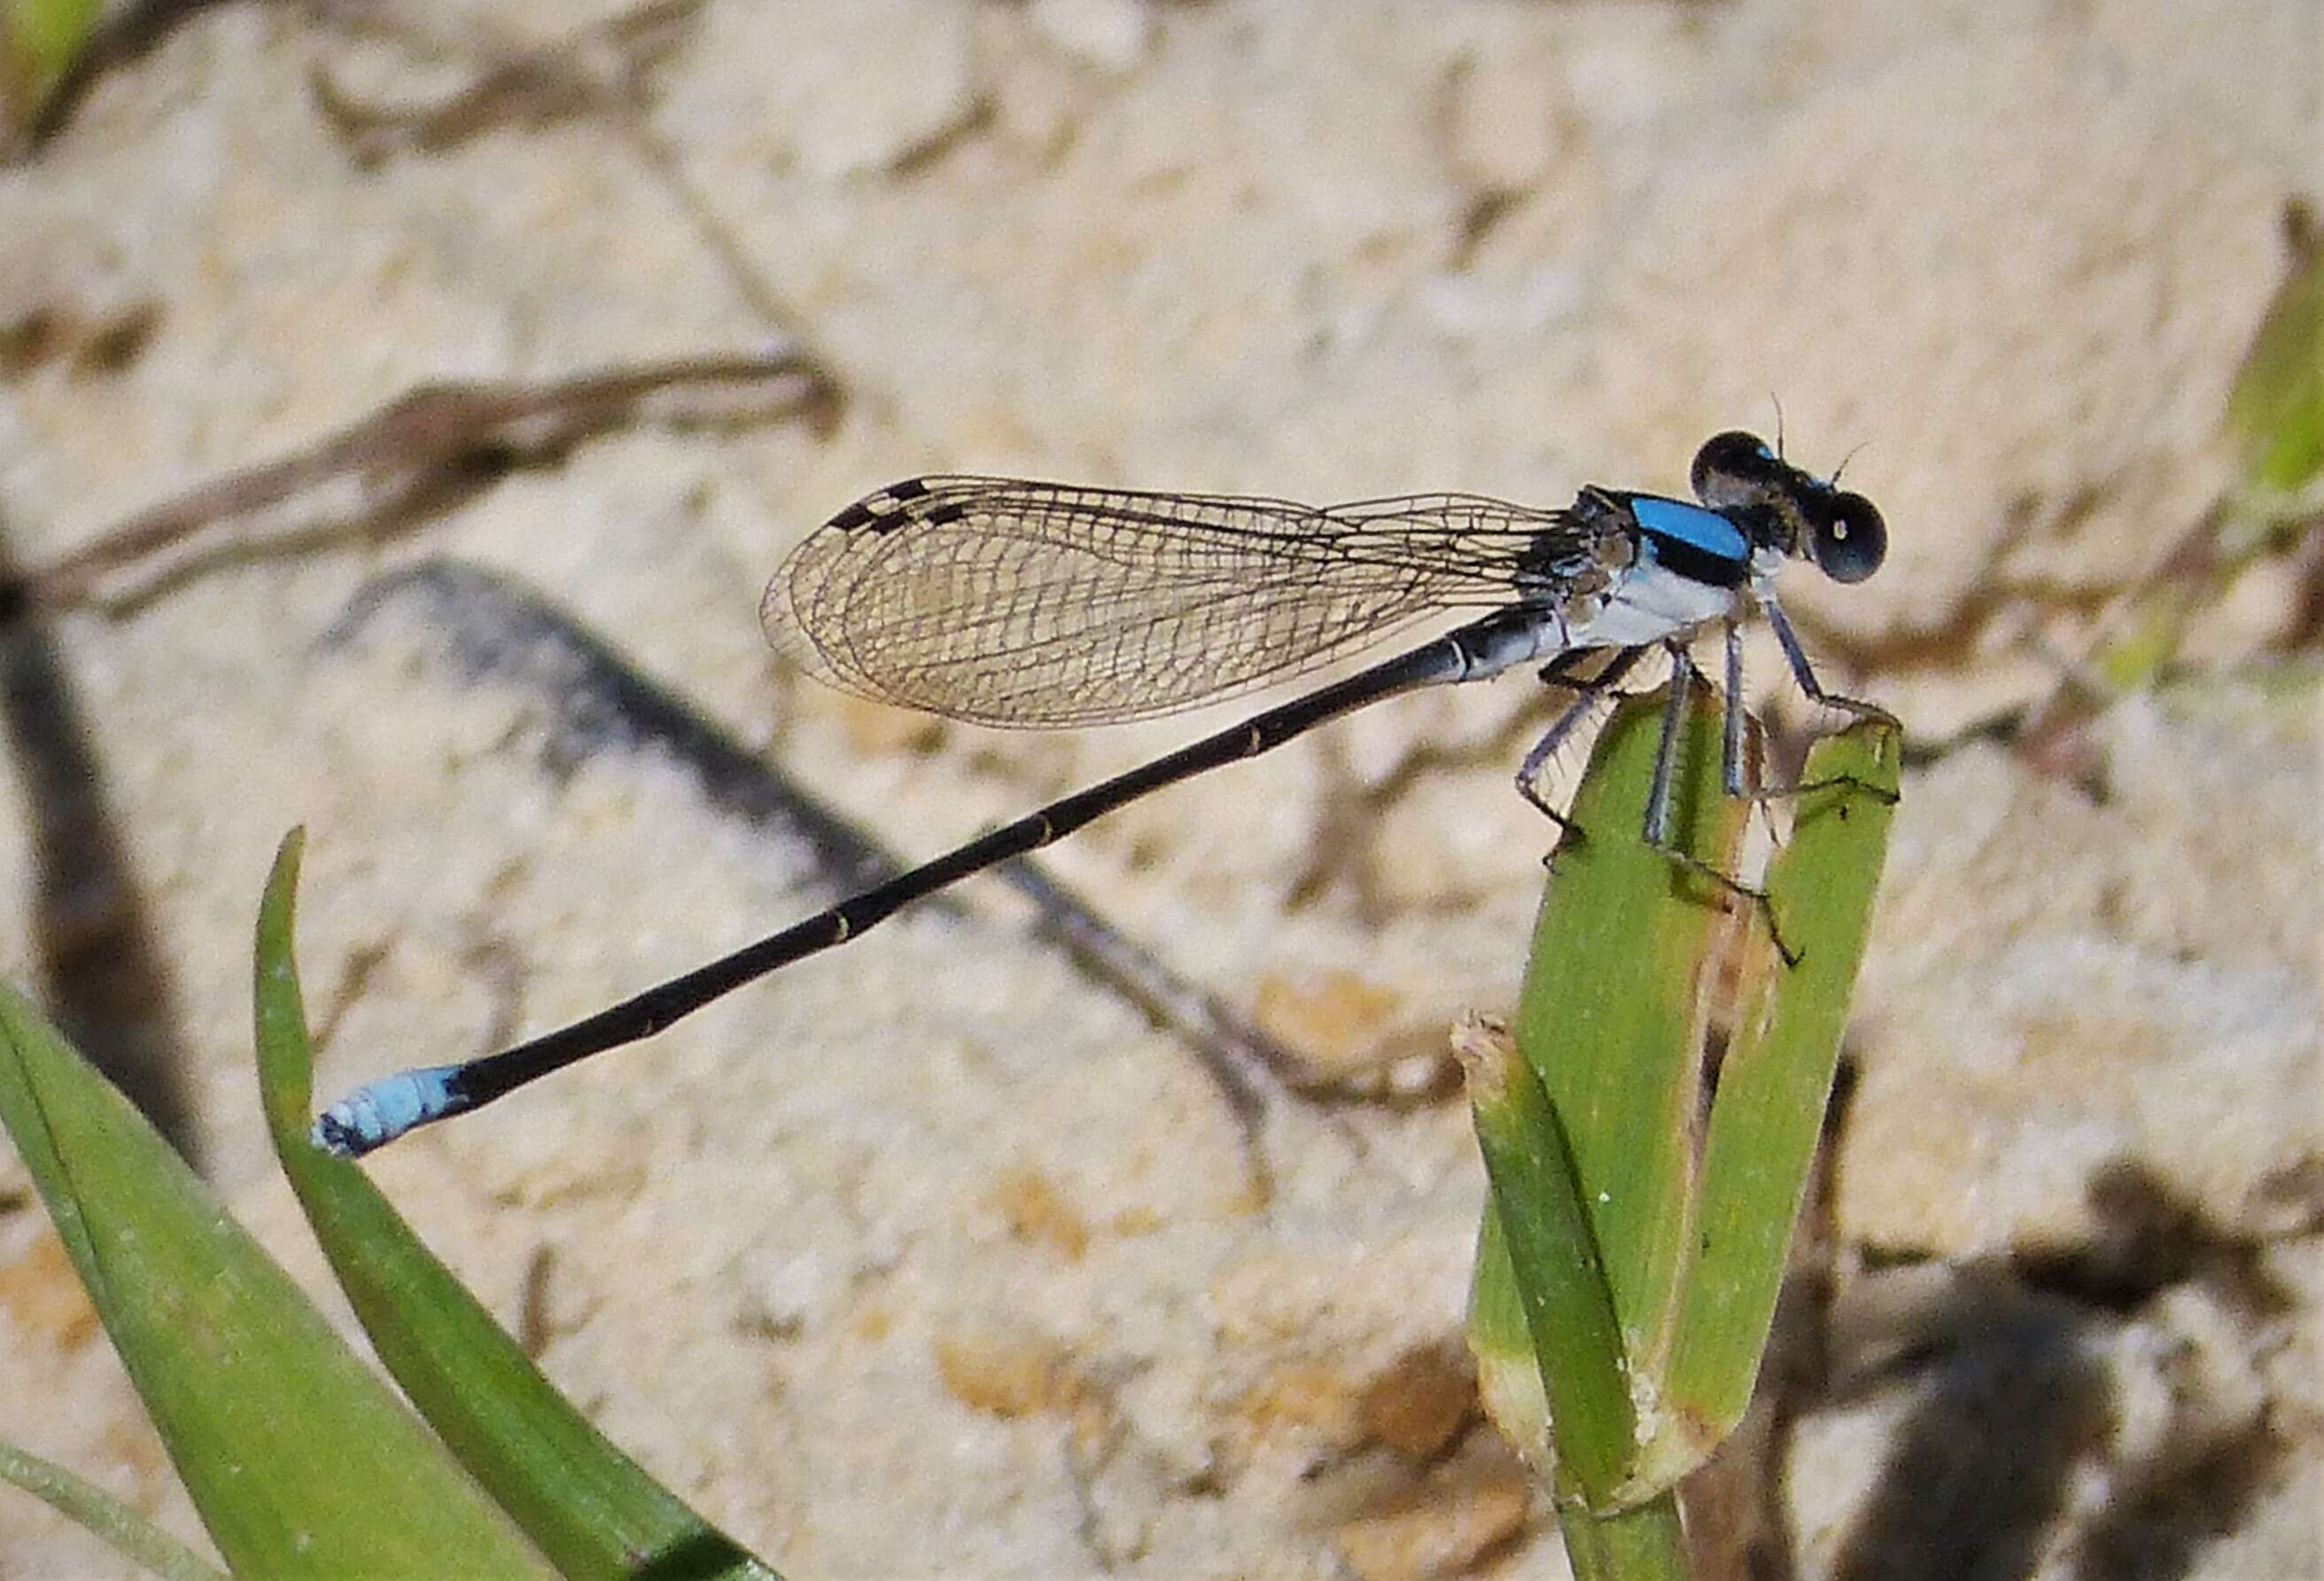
[761,476,1578,727]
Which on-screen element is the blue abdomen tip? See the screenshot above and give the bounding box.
[311,1066,461,1157]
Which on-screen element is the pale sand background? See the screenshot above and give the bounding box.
[2,0,2318,1575]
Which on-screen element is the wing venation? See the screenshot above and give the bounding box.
[761,477,1574,727]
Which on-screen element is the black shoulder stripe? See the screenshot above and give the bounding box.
[1643,528,1750,589]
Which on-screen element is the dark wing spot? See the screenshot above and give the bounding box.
[922,501,968,528]
[887,478,931,500]
[828,501,879,533]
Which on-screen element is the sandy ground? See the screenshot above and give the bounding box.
[1,0,2317,1576]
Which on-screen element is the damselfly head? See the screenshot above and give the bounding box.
[1689,429,1886,584]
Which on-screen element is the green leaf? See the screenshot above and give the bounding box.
[1465,675,1745,1581]
[2225,218,2324,501]
[1469,679,1751,1499]
[1659,719,1899,1458]
[1465,682,1897,1579]
[255,829,783,1581]
[3,0,102,149]
[1510,681,1752,1393]
[0,946,548,1576]
[1460,1016,1635,1503]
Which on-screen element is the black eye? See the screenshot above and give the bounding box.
[1811,493,1886,583]
[1690,430,1779,505]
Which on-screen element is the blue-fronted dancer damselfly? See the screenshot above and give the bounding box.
[316,431,1890,1156]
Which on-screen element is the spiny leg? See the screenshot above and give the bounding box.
[1753,598,1901,811]
[1718,619,1854,843]
[1721,617,1839,822]
[1514,644,1650,840]
[1717,621,1842,844]
[1722,617,1749,798]
[1763,596,1902,730]
[1646,643,1800,966]
[1642,643,1691,846]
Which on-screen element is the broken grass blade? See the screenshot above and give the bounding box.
[1458,1015,1634,1504]
[1463,1018,1690,1579]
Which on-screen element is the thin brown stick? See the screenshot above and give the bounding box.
[13,350,836,613]
[305,0,703,162]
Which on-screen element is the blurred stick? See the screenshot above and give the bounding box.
[9,351,836,616]
[306,0,700,162]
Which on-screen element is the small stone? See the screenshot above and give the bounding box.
[1334,1448,1535,1581]
[1362,1341,1478,1459]
[984,1163,1092,1262]
[933,1323,1071,1418]
[1251,968,1403,1079]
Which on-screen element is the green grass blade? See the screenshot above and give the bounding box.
[1515,681,1748,1389]
[0,985,548,1576]
[255,830,783,1581]
[1558,1493,1689,1581]
[1660,720,1900,1460]
[1465,681,1894,1579]
[2224,218,2324,501]
[1467,681,1743,1558]
[1467,1198,1555,1474]
[1460,1016,1635,1503]
[2,0,101,147]
[0,1437,227,1581]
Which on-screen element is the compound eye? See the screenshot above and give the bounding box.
[1690,430,1779,504]
[1811,492,1887,583]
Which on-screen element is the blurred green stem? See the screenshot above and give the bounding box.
[0,1438,226,1581]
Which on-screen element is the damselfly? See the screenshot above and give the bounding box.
[315,432,1889,1156]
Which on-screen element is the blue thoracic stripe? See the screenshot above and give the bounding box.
[1630,495,1749,565]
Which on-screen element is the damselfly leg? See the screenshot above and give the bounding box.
[1748,601,1904,812]
[1514,645,1652,839]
